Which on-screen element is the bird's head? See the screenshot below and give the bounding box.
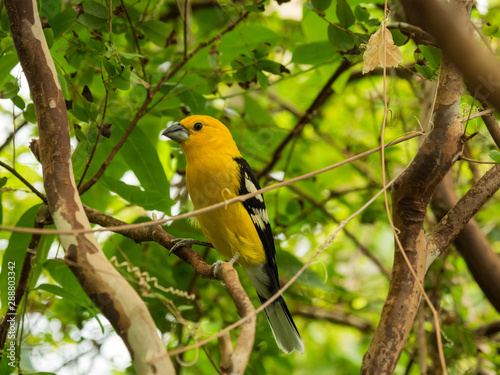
[162,115,240,156]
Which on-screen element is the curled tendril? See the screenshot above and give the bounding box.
[110,256,196,301]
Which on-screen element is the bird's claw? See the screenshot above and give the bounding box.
[169,238,212,255]
[212,260,224,279]
[212,254,240,280]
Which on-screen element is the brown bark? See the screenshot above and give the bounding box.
[4,1,174,373]
[431,173,500,313]
[85,205,257,373]
[361,2,470,372]
[217,263,256,375]
[428,164,500,258]
[401,0,500,111]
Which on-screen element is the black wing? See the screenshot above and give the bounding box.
[234,157,280,286]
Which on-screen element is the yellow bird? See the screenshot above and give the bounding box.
[162,115,304,354]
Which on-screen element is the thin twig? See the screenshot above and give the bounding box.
[0,131,423,235]
[0,160,47,202]
[258,59,353,178]
[379,6,447,373]
[183,0,188,59]
[120,0,147,78]
[459,156,497,164]
[0,121,27,152]
[78,9,251,195]
[77,88,109,189]
[287,184,390,277]
[155,177,398,359]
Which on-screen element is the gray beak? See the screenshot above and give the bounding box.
[162,122,190,143]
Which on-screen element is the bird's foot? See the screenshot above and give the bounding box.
[212,254,240,280]
[169,238,213,255]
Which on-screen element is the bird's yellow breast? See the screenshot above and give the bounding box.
[186,155,266,267]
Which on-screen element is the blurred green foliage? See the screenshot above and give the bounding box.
[0,0,499,374]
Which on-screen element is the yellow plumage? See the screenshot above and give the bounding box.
[185,148,267,267]
[163,115,304,354]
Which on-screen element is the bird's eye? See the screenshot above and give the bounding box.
[194,122,203,131]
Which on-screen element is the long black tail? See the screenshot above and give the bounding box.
[257,294,304,354]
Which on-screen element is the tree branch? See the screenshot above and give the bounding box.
[0,120,28,152]
[387,22,436,46]
[4,1,175,373]
[401,0,500,111]
[84,205,256,372]
[287,184,390,278]
[217,263,256,375]
[428,164,500,261]
[361,2,470,372]
[430,172,500,313]
[348,64,416,84]
[257,59,352,178]
[0,159,47,202]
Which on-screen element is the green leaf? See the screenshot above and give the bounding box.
[43,27,54,49]
[415,64,435,79]
[256,70,268,92]
[82,1,108,19]
[489,150,500,163]
[286,199,301,215]
[419,45,442,69]
[118,51,143,59]
[178,88,206,114]
[389,29,408,46]
[29,233,56,291]
[1,81,19,99]
[311,0,332,12]
[143,20,172,47]
[101,176,171,211]
[256,59,286,75]
[111,115,173,213]
[244,96,273,125]
[354,5,370,22]
[0,205,41,315]
[24,103,37,123]
[292,42,337,65]
[245,4,265,12]
[218,25,279,64]
[79,14,107,29]
[36,282,104,332]
[102,57,117,77]
[11,95,25,110]
[70,103,90,122]
[327,23,355,50]
[79,3,108,30]
[0,53,18,90]
[50,7,77,38]
[55,65,69,100]
[1,36,14,54]
[482,23,498,37]
[41,0,62,18]
[252,43,271,59]
[36,284,84,305]
[336,0,355,29]
[42,259,103,330]
[110,66,131,91]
